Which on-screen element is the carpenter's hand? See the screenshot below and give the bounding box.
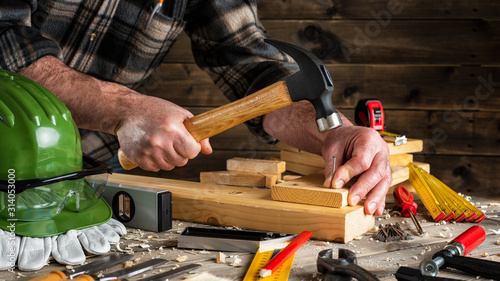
[322,126,391,216]
[109,84,212,171]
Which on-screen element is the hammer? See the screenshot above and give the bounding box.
[118,39,343,170]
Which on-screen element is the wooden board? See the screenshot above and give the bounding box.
[389,153,414,166]
[200,171,278,188]
[271,162,431,208]
[166,21,500,65]
[256,0,500,20]
[272,173,348,208]
[227,158,286,174]
[107,173,374,242]
[388,138,423,155]
[272,165,413,208]
[149,65,500,112]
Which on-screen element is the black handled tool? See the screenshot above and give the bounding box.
[317,248,379,281]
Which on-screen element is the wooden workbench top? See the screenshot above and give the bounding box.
[4,195,500,281]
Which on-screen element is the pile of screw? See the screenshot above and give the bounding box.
[374,223,414,242]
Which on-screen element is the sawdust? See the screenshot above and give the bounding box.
[183,272,234,281]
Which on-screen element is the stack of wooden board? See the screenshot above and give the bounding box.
[278,137,429,186]
[106,173,372,242]
[200,158,285,188]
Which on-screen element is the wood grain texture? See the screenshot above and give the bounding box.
[280,150,325,168]
[107,173,374,242]
[200,171,266,187]
[271,165,424,208]
[184,81,292,141]
[200,171,279,188]
[150,64,500,112]
[166,21,500,65]
[284,161,323,175]
[388,138,423,155]
[227,157,286,174]
[256,0,500,20]
[272,173,348,208]
[389,154,414,166]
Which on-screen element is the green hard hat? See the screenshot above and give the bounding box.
[0,69,111,236]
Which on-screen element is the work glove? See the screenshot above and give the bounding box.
[0,218,127,271]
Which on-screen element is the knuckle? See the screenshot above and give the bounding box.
[176,158,189,167]
[357,156,371,171]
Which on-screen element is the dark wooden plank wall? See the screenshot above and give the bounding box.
[132,1,500,199]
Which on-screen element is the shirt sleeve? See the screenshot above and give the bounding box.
[184,0,299,144]
[0,0,61,72]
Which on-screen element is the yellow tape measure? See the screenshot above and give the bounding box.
[243,243,294,281]
[407,163,485,223]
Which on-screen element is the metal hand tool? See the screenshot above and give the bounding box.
[73,258,168,281]
[28,253,134,281]
[118,39,342,170]
[317,248,379,281]
[136,263,202,281]
[419,226,500,280]
[393,186,424,235]
[395,267,461,281]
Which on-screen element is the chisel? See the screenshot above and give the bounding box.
[135,263,202,281]
[28,253,134,281]
[72,258,168,281]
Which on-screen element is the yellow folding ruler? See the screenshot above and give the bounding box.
[408,163,485,223]
[243,242,294,281]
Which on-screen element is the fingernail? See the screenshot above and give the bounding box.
[368,202,377,214]
[334,180,345,189]
[351,195,360,205]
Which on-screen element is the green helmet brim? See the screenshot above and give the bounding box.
[0,198,111,237]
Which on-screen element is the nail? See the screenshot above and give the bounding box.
[351,195,360,205]
[368,202,377,214]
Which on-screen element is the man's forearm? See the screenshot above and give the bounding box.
[17,56,134,135]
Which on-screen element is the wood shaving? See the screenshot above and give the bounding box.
[124,260,134,268]
[353,236,363,240]
[216,252,226,264]
[198,250,210,254]
[490,229,500,235]
[115,242,125,252]
[489,202,500,206]
[65,265,73,270]
[230,257,242,267]
[175,255,188,262]
[482,252,489,257]
[140,244,150,248]
[497,238,500,246]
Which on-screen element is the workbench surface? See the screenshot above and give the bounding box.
[3,195,500,281]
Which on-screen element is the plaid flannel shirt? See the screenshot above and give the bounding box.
[0,0,296,161]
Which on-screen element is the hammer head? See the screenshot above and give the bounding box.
[265,39,342,132]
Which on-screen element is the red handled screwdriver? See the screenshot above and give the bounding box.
[393,185,424,235]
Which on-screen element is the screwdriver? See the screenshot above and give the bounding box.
[393,185,424,235]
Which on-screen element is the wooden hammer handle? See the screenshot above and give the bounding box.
[118,81,292,170]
